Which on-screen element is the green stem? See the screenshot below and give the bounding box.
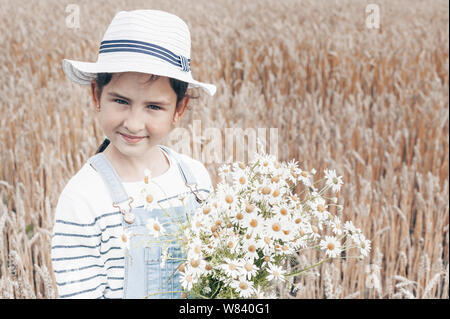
[285,258,331,277]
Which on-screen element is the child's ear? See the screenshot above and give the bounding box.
[90,81,100,110]
[173,97,189,124]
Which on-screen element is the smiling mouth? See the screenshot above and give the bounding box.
[119,132,148,143]
[119,132,147,139]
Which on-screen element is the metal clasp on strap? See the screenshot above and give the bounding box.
[113,196,135,224]
[185,183,204,204]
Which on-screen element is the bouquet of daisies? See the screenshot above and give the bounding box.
[172,152,371,299]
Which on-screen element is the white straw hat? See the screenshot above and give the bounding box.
[62,10,216,96]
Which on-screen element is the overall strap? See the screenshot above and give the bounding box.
[159,145,197,186]
[88,153,130,206]
[88,145,203,209]
[159,145,204,203]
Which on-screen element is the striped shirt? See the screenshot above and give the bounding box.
[51,150,213,299]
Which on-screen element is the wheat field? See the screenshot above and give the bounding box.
[0,0,448,299]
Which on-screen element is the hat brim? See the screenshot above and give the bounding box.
[62,58,217,96]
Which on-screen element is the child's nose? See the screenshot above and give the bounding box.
[123,108,146,133]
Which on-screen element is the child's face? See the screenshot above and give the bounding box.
[92,72,187,159]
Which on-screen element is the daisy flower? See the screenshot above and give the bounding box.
[319,235,342,258]
[224,234,241,255]
[180,271,197,291]
[353,233,371,257]
[324,169,344,193]
[216,183,239,212]
[264,216,285,241]
[186,256,206,277]
[241,238,260,260]
[232,168,252,192]
[220,258,242,279]
[146,218,166,238]
[266,263,286,282]
[286,159,301,184]
[240,259,259,280]
[343,220,359,236]
[187,237,204,259]
[310,196,330,222]
[327,215,343,236]
[279,219,296,243]
[218,164,232,182]
[231,276,256,298]
[190,214,206,235]
[242,214,264,236]
[258,235,276,256]
[254,153,277,175]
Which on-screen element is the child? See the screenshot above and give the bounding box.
[51,10,216,299]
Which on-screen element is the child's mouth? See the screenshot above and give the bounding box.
[119,132,147,144]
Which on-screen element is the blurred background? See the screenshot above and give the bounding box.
[0,0,448,298]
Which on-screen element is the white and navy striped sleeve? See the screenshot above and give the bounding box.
[51,192,107,299]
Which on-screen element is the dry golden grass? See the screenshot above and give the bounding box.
[0,0,448,298]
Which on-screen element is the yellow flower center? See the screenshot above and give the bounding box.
[239,282,249,290]
[272,223,281,232]
[244,263,253,271]
[248,245,256,252]
[146,194,153,203]
[229,263,236,271]
[239,176,246,184]
[203,207,211,215]
[225,195,233,204]
[245,204,255,213]
[317,204,325,212]
[262,186,271,195]
[327,243,335,250]
[190,259,200,268]
[236,212,244,220]
[250,219,258,228]
[153,223,160,232]
[121,234,127,243]
[280,208,288,215]
[272,189,280,197]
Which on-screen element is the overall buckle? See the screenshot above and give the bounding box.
[113,196,135,224]
[185,183,204,204]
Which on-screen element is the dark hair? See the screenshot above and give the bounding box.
[94,73,198,153]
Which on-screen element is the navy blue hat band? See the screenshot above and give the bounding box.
[99,39,190,72]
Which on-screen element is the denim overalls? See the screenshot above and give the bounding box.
[88,145,205,299]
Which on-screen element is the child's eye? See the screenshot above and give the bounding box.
[114,98,128,105]
[147,105,161,110]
